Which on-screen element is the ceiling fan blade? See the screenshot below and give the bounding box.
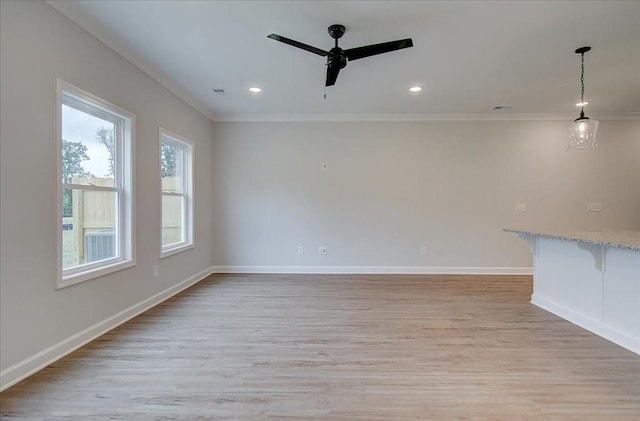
[325,63,341,87]
[345,38,413,61]
[267,34,328,57]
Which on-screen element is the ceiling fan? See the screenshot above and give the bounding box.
[267,24,413,87]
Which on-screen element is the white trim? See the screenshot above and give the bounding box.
[211,266,533,275]
[55,79,64,289]
[531,294,639,356]
[158,127,193,150]
[211,112,640,122]
[57,79,136,122]
[125,104,136,279]
[0,266,215,392]
[58,260,136,289]
[160,243,195,260]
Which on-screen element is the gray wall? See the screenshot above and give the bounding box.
[211,120,640,269]
[1,1,215,372]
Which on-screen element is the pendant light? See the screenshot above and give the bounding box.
[568,46,598,150]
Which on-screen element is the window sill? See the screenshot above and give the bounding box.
[57,259,136,289]
[160,243,194,259]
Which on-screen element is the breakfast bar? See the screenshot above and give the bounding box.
[506,228,640,355]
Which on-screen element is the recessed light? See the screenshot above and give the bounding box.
[249,87,262,93]
[409,86,422,93]
[576,101,589,106]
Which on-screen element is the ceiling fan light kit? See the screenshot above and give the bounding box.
[568,46,599,150]
[267,24,413,88]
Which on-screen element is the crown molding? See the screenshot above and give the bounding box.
[211,112,640,122]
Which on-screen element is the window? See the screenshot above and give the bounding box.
[160,128,193,257]
[57,80,134,288]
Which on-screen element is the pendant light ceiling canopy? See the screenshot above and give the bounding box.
[568,46,598,150]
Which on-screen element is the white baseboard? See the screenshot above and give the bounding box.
[0,266,215,392]
[531,294,640,355]
[212,266,533,275]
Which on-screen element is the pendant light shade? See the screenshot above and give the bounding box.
[568,112,599,150]
[568,46,598,150]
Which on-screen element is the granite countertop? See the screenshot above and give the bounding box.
[504,228,640,251]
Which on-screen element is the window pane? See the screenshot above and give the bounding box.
[162,194,184,247]
[161,142,184,193]
[62,188,118,269]
[62,104,116,187]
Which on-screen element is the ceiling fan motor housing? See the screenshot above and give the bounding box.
[328,48,347,69]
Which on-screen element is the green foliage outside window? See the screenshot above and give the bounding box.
[61,139,92,217]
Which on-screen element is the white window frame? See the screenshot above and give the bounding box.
[56,79,135,288]
[159,128,194,258]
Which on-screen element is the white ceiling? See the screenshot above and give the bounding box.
[48,0,640,121]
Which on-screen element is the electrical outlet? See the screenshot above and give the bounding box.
[514,203,527,212]
[153,265,159,277]
[298,246,304,255]
[420,246,427,255]
[318,247,327,255]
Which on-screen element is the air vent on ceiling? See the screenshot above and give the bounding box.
[212,88,226,94]
[493,105,513,110]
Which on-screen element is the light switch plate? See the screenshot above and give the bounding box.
[515,203,527,212]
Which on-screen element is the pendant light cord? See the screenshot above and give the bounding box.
[580,52,585,112]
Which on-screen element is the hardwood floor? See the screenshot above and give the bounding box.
[1,274,639,420]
